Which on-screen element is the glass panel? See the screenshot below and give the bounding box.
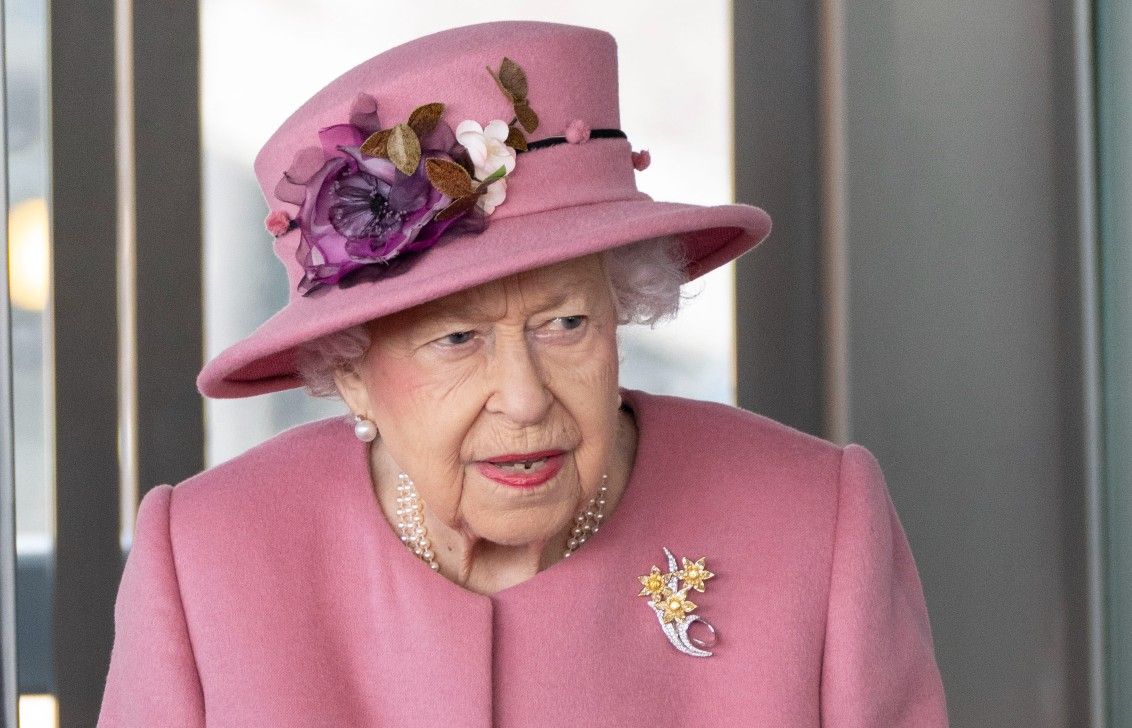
[1097,1,1132,724]
[5,0,56,713]
[201,4,736,465]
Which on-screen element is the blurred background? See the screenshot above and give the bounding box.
[1,0,1128,726]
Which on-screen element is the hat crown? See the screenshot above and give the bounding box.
[256,22,622,175]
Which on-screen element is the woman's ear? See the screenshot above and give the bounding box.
[333,363,372,417]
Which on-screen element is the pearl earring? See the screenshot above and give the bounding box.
[353,414,377,442]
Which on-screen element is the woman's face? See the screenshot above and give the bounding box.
[338,253,622,548]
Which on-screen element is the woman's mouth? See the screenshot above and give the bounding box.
[476,450,565,488]
[495,456,550,472]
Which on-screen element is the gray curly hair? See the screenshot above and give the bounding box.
[294,234,689,400]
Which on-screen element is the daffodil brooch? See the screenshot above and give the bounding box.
[637,547,718,657]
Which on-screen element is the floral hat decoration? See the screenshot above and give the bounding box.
[266,57,551,295]
[197,20,772,399]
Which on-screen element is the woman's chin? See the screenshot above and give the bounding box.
[460,464,582,546]
[463,503,575,549]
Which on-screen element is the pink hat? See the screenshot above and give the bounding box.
[197,20,772,399]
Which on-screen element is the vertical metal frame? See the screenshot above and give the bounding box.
[48,0,120,724]
[1050,0,1105,723]
[1095,1,1132,724]
[0,0,19,722]
[130,0,203,508]
[814,0,849,444]
[732,2,827,437]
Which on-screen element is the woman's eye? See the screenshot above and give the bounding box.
[556,315,586,330]
[536,315,588,337]
[438,330,476,346]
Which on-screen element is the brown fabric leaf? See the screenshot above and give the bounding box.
[434,194,479,222]
[360,129,391,158]
[514,100,539,134]
[488,58,538,133]
[407,103,445,138]
[498,57,529,100]
[505,125,528,151]
[486,64,514,101]
[425,158,475,198]
[387,123,421,176]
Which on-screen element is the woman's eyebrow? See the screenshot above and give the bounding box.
[435,285,588,323]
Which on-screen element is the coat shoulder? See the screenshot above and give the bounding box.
[624,389,846,535]
[628,389,842,468]
[164,413,356,513]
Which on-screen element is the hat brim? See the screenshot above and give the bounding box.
[196,196,772,399]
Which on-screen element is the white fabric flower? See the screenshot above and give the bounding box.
[455,119,517,181]
[477,176,507,215]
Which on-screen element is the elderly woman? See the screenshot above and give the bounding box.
[98,20,948,727]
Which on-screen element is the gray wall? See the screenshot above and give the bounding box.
[735,2,1102,726]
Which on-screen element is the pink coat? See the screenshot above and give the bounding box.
[98,388,949,726]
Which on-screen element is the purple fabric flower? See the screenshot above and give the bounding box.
[277,96,486,295]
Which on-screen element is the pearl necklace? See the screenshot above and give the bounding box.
[395,471,609,572]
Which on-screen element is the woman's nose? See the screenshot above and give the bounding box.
[484,335,552,426]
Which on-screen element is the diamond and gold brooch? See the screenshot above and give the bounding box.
[637,547,718,657]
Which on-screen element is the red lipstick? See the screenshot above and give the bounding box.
[476,450,565,488]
